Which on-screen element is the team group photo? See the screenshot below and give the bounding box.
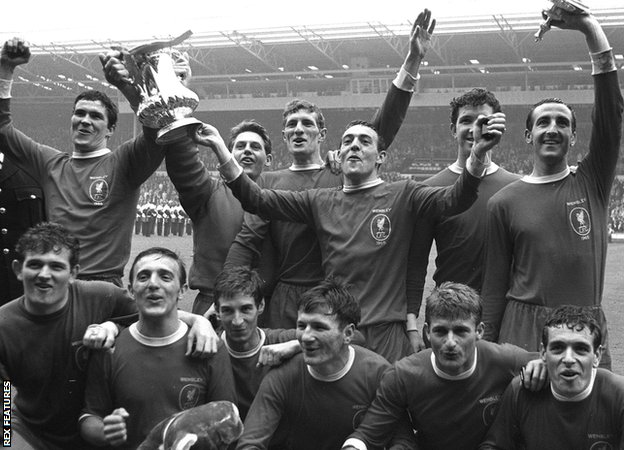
[1,0,624,448]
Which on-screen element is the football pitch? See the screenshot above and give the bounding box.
[127,234,624,374]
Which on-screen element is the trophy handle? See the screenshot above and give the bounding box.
[129,30,193,56]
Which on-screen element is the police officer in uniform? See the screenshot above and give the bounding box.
[0,150,45,305]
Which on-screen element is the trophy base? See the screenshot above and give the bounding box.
[156,117,202,145]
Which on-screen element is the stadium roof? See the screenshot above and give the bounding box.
[9,7,624,99]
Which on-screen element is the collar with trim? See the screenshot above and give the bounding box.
[430,349,478,380]
[129,320,188,347]
[307,345,355,382]
[221,328,266,358]
[343,178,384,193]
[522,166,570,184]
[72,148,112,159]
[551,368,597,402]
[289,163,323,171]
[448,160,499,176]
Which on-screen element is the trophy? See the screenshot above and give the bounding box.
[123,30,201,144]
[534,0,590,42]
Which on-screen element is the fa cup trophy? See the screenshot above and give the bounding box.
[123,30,201,144]
[534,0,590,42]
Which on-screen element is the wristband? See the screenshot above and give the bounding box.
[0,79,12,99]
[590,48,616,75]
[393,65,420,93]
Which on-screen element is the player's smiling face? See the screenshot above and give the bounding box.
[296,305,353,375]
[282,110,326,159]
[130,253,186,319]
[218,293,264,351]
[525,102,576,167]
[426,316,483,376]
[15,248,78,315]
[71,99,113,153]
[231,131,271,181]
[542,325,601,398]
[452,104,495,157]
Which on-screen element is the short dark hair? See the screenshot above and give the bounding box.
[282,99,325,130]
[73,90,119,129]
[541,305,602,350]
[298,278,360,328]
[15,222,80,267]
[425,282,482,326]
[525,97,576,132]
[449,88,502,126]
[129,247,186,285]
[214,266,264,308]
[228,120,272,155]
[343,119,387,152]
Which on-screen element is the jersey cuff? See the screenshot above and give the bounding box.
[590,48,616,75]
[343,438,368,450]
[393,66,420,93]
[0,79,12,99]
[218,154,243,182]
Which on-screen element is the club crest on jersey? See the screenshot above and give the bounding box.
[569,206,591,237]
[179,384,202,410]
[370,213,391,242]
[89,178,109,204]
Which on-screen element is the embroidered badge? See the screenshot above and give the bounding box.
[569,206,591,237]
[370,213,391,242]
[179,384,202,410]
[89,179,109,204]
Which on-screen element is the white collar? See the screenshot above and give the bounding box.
[551,368,597,402]
[129,320,188,347]
[448,160,500,176]
[289,163,323,171]
[307,346,355,382]
[430,349,478,380]
[72,148,112,159]
[522,166,570,184]
[343,178,384,193]
[221,329,266,358]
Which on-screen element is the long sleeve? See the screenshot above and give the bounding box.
[165,144,219,219]
[226,172,315,225]
[371,83,412,150]
[481,199,513,342]
[347,366,416,449]
[405,218,435,316]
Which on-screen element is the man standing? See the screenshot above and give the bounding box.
[342,282,543,450]
[80,247,237,449]
[0,149,45,305]
[198,117,493,362]
[225,9,435,335]
[213,265,300,420]
[480,305,624,449]
[407,88,517,348]
[481,10,623,369]
[0,39,164,286]
[166,120,274,315]
[236,279,414,450]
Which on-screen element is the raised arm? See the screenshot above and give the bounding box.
[552,11,623,195]
[192,123,315,225]
[371,9,435,148]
